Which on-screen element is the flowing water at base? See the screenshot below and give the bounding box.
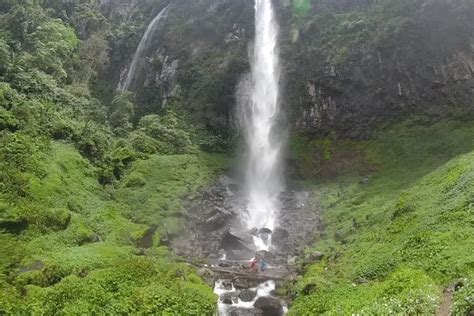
[214,278,288,315]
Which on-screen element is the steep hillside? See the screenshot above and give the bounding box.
[0,3,226,313]
[287,120,474,314]
[0,142,221,314]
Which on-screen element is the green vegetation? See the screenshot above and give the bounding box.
[2,0,473,314]
[293,0,312,17]
[0,141,220,314]
[116,153,227,237]
[289,120,474,314]
[0,3,225,314]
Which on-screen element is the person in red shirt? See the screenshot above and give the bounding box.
[250,257,258,273]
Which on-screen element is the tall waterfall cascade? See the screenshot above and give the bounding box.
[117,5,170,91]
[244,0,282,245]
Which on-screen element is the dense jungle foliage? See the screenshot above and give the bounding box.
[0,2,224,313]
[0,0,473,314]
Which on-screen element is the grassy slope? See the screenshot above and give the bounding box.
[0,142,225,314]
[116,153,228,237]
[289,120,474,315]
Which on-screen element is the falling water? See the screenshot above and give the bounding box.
[117,5,170,91]
[244,0,282,238]
[214,1,284,314]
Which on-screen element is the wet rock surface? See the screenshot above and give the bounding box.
[253,296,284,316]
[221,292,239,305]
[228,307,263,316]
[239,289,257,302]
[172,175,323,315]
[173,176,322,264]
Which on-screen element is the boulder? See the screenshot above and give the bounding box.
[227,249,255,260]
[271,228,289,245]
[228,307,263,316]
[256,250,273,262]
[221,280,234,291]
[218,260,232,267]
[259,228,273,234]
[204,208,234,232]
[248,227,259,236]
[238,289,257,302]
[196,268,216,287]
[222,228,253,251]
[220,292,239,305]
[253,297,284,316]
[233,277,262,290]
[305,251,324,264]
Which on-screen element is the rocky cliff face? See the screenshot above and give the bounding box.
[101,0,473,138]
[100,0,252,128]
[282,0,474,139]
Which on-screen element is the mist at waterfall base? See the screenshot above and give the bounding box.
[117,5,170,91]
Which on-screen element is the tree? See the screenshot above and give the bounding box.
[110,92,134,136]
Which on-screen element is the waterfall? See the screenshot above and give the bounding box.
[243,0,282,236]
[117,5,170,91]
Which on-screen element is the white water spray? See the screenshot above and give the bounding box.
[214,2,284,314]
[244,0,282,235]
[117,5,170,91]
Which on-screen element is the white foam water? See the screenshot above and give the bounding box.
[214,280,285,315]
[213,1,286,315]
[117,5,171,91]
[243,0,282,236]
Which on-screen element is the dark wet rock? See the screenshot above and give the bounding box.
[253,297,284,316]
[248,227,259,236]
[238,289,257,302]
[220,291,239,305]
[256,250,273,262]
[271,228,289,245]
[259,228,272,234]
[226,249,255,260]
[431,80,445,89]
[305,251,324,264]
[233,277,262,290]
[221,280,234,291]
[218,260,233,267]
[197,268,216,287]
[228,307,263,316]
[222,228,253,251]
[204,208,234,232]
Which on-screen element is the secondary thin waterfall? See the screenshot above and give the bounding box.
[244,0,282,237]
[117,5,170,91]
